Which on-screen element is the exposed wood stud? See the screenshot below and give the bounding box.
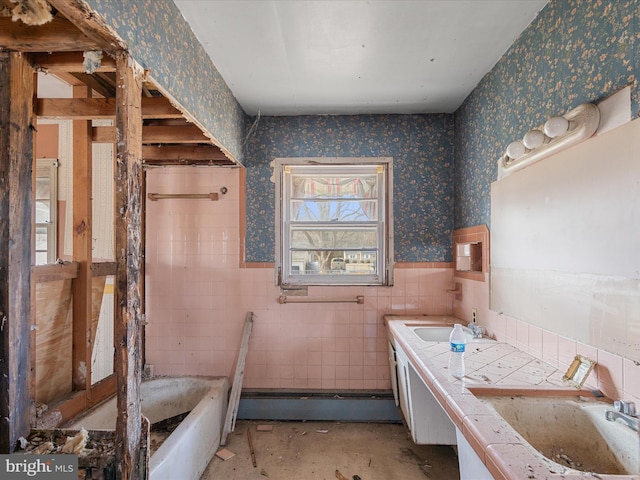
[90,261,117,278]
[32,51,116,72]
[92,124,209,144]
[0,51,34,453]
[114,50,144,480]
[71,84,93,394]
[67,72,115,98]
[32,262,79,283]
[46,71,86,87]
[142,144,231,163]
[0,16,100,51]
[36,97,182,119]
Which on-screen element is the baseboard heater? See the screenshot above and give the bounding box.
[237,389,402,422]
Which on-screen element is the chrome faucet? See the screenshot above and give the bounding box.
[467,323,485,339]
[605,400,639,432]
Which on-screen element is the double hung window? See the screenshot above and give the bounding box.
[275,158,393,286]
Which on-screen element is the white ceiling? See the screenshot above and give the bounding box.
[174,0,547,116]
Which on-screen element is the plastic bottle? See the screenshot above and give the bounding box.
[448,324,466,378]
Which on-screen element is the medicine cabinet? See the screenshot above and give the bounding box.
[453,225,489,281]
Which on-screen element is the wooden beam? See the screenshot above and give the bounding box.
[32,52,117,73]
[67,72,115,99]
[114,51,144,480]
[71,85,93,394]
[48,71,85,87]
[47,0,127,53]
[93,125,209,144]
[90,261,117,277]
[34,374,116,429]
[142,145,231,164]
[0,16,100,52]
[0,52,34,453]
[49,72,118,99]
[32,262,79,283]
[36,97,183,120]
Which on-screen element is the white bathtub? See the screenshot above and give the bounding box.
[66,376,230,480]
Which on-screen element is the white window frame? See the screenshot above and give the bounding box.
[34,158,58,265]
[275,157,394,286]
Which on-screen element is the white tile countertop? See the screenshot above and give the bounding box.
[384,315,640,480]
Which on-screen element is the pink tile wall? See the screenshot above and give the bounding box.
[457,278,640,405]
[145,168,640,399]
[145,167,455,390]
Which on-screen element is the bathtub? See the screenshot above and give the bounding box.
[66,376,230,480]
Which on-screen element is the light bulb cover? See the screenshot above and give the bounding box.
[522,129,545,149]
[506,140,526,159]
[544,116,569,138]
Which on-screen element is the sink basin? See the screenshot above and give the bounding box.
[477,394,639,475]
[410,325,490,343]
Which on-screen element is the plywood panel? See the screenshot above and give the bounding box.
[35,280,73,404]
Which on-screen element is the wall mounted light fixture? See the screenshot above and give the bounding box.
[498,103,600,179]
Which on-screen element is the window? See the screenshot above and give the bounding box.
[34,159,58,265]
[276,158,393,286]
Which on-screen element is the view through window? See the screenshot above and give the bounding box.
[276,159,393,286]
[35,158,58,265]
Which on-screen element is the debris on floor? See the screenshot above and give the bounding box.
[61,427,89,454]
[335,470,349,480]
[201,421,460,480]
[215,448,235,461]
[247,429,257,467]
[16,428,121,478]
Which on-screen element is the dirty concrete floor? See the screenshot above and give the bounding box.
[200,421,460,480]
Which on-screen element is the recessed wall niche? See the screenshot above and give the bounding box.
[453,225,489,281]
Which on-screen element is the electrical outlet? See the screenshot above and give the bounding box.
[472,308,477,323]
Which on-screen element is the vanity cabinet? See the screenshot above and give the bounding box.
[390,340,457,445]
[390,341,412,425]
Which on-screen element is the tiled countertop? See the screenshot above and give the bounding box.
[385,315,639,480]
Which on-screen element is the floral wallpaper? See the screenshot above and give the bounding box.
[83,0,247,162]
[81,0,638,262]
[244,114,454,263]
[454,0,639,229]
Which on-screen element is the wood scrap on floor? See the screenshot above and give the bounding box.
[221,311,254,445]
[335,470,349,480]
[247,428,257,467]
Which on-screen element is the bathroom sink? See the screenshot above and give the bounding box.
[410,325,491,343]
[476,394,639,475]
